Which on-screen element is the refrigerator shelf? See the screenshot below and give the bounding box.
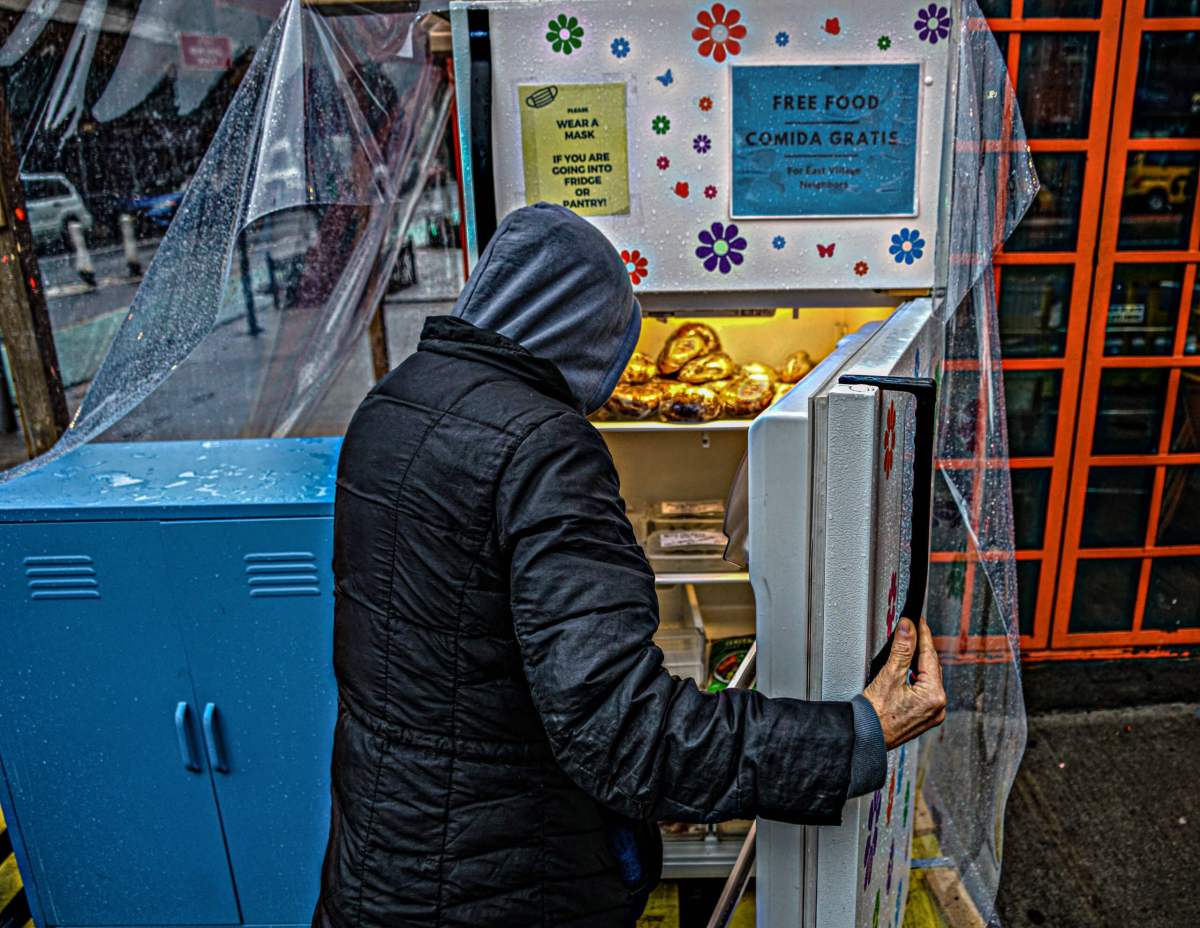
[661,836,745,879]
[593,420,752,433]
[654,572,750,586]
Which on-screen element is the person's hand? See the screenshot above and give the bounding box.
[862,617,946,750]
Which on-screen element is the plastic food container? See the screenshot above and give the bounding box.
[655,626,706,685]
[645,528,733,574]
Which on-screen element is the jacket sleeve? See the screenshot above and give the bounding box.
[496,411,857,826]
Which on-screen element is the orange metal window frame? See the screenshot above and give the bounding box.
[1052,4,1200,656]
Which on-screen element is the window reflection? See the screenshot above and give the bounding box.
[1118,152,1198,250]
[1016,560,1040,638]
[1105,264,1184,356]
[1024,0,1102,14]
[1159,466,1200,545]
[1093,368,1168,454]
[927,562,966,638]
[977,0,1013,15]
[1017,33,1097,138]
[998,265,1071,357]
[1005,370,1061,457]
[1081,466,1153,548]
[1011,468,1052,549]
[1171,371,1200,452]
[1187,277,1200,355]
[1132,32,1200,139]
[1145,0,1200,14]
[1007,153,1086,252]
[1069,559,1139,633]
[1144,556,1200,631]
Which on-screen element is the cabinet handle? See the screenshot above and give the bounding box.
[174,702,200,772]
[202,703,229,773]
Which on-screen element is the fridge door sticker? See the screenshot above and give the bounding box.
[519,82,630,216]
[730,63,921,218]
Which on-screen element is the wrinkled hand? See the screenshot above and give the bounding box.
[863,617,946,750]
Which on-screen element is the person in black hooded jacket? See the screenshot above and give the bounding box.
[313,203,946,928]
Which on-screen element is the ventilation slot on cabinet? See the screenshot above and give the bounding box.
[24,555,100,601]
[245,551,320,598]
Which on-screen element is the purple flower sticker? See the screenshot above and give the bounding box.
[696,222,746,274]
[914,4,951,44]
[693,133,712,154]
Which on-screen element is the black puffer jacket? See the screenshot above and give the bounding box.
[315,206,862,928]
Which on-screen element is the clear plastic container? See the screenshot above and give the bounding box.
[645,528,733,574]
[655,626,706,685]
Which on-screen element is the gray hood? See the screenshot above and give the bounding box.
[452,202,641,413]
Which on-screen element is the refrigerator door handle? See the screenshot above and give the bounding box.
[174,701,201,772]
[837,374,937,683]
[202,702,229,774]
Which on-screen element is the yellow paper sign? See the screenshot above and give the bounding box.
[519,82,629,216]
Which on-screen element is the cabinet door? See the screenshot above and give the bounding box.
[0,521,240,926]
[161,517,337,925]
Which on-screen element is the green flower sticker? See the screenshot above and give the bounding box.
[651,114,671,135]
[877,35,892,50]
[546,14,584,55]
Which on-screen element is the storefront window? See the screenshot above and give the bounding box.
[1069,559,1140,633]
[1024,0,1102,15]
[1016,560,1040,637]
[998,265,1072,357]
[1144,556,1200,631]
[1011,467,1052,549]
[977,0,1013,16]
[1131,32,1200,138]
[1093,368,1169,453]
[1006,153,1086,252]
[1105,264,1185,356]
[1016,33,1097,138]
[932,475,968,552]
[1117,152,1199,250]
[927,561,966,638]
[1080,466,1154,547]
[1171,371,1200,452]
[1005,369,1061,457]
[1157,465,1200,545]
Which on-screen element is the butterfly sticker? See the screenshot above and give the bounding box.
[817,242,836,258]
[656,68,674,87]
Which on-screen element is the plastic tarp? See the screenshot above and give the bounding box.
[2,0,452,482]
[921,2,1038,924]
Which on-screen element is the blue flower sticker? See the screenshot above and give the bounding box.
[775,30,789,47]
[889,227,925,265]
[772,235,786,250]
[610,36,630,58]
[696,222,747,274]
[914,4,951,45]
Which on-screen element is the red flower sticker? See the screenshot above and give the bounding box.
[621,248,648,285]
[883,399,897,478]
[698,95,714,112]
[704,184,718,199]
[823,16,841,35]
[854,260,869,276]
[693,4,746,62]
[886,569,898,634]
[674,181,690,198]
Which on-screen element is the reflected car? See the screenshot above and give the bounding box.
[19,172,94,247]
[123,186,187,232]
[1124,153,1194,213]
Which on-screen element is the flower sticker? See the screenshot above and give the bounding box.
[610,36,630,58]
[546,14,583,55]
[696,221,747,274]
[651,114,671,135]
[693,133,712,154]
[855,260,870,276]
[698,95,714,112]
[775,30,789,47]
[878,34,892,50]
[823,17,841,36]
[883,400,897,478]
[704,184,717,199]
[656,155,670,171]
[674,181,690,198]
[693,3,746,63]
[890,227,925,264]
[772,235,786,250]
[915,4,951,44]
[621,248,648,285]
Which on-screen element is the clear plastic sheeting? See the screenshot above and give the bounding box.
[922,2,1034,925]
[3,0,452,482]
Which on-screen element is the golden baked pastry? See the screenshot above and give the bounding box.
[720,376,774,417]
[678,352,737,384]
[619,351,657,385]
[658,384,722,422]
[602,383,662,420]
[657,323,721,375]
[780,350,814,384]
[771,382,795,406]
[738,361,779,387]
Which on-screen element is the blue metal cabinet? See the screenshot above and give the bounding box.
[161,517,337,924]
[0,520,241,926]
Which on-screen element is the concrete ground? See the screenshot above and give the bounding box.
[995,693,1200,927]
